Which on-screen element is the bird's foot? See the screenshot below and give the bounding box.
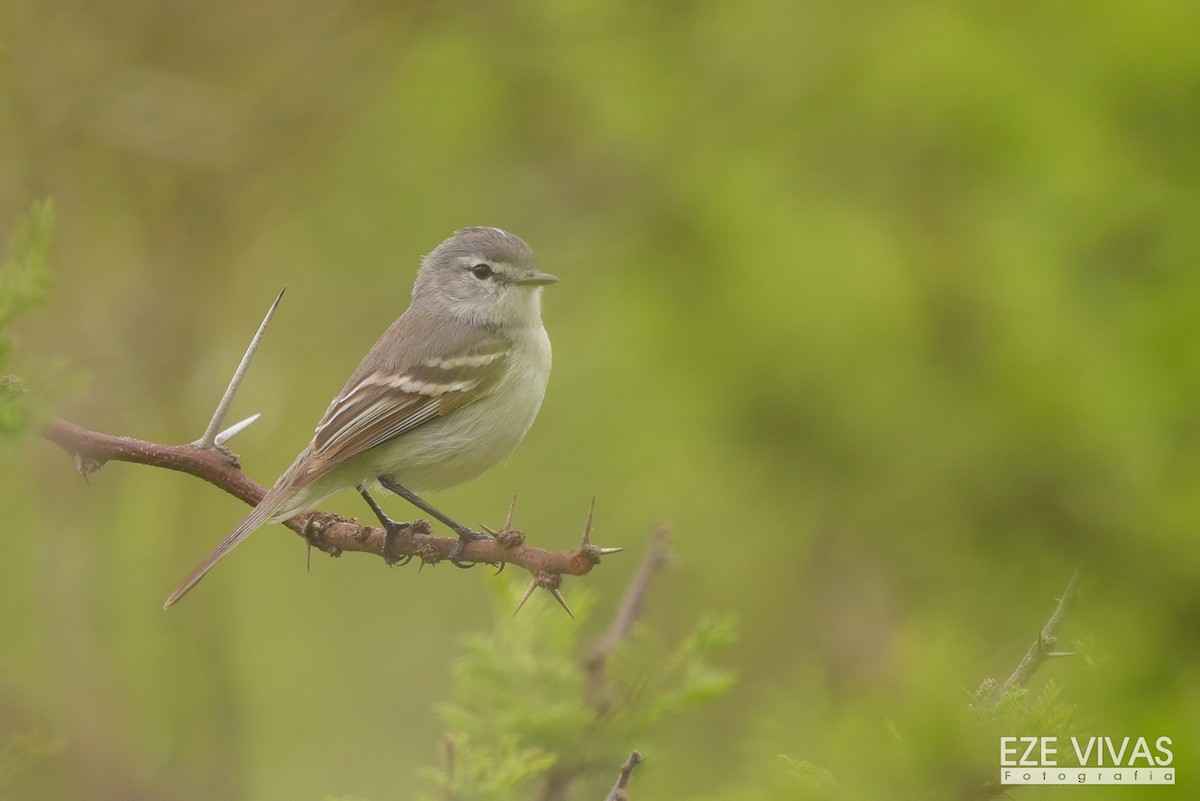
[381,519,415,567]
[358,485,414,566]
[447,526,492,569]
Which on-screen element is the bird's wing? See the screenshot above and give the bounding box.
[303,336,511,478]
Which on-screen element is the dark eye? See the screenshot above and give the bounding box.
[471,263,494,280]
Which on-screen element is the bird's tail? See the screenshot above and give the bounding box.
[163,486,293,609]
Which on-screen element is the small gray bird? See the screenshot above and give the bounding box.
[165,227,555,608]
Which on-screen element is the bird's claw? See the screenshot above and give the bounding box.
[448,528,491,569]
[382,521,415,566]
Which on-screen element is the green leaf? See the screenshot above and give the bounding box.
[0,200,62,443]
[0,199,54,333]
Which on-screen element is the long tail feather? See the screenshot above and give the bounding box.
[163,488,292,609]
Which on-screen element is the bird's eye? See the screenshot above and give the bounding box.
[471,263,494,280]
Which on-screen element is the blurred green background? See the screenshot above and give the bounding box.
[2,0,1199,798]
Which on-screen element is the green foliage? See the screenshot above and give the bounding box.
[602,613,737,732]
[977,681,1076,739]
[0,200,55,443]
[422,579,734,800]
[0,200,53,339]
[418,734,556,801]
[780,757,849,801]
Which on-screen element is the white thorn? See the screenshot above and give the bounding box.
[196,288,285,449]
[581,495,596,545]
[213,413,261,446]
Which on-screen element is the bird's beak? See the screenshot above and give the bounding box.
[514,271,559,286]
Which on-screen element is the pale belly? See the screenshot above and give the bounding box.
[273,325,551,518]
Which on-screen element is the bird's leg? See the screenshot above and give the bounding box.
[376,475,489,568]
[357,484,413,566]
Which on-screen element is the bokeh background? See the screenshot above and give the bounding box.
[2,0,1199,798]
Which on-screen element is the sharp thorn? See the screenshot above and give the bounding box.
[306,541,312,572]
[581,495,596,545]
[504,495,517,530]
[597,546,624,555]
[74,452,91,483]
[513,580,538,616]
[548,587,575,619]
[213,413,261,446]
[196,287,285,449]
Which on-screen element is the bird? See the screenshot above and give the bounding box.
[164,227,555,608]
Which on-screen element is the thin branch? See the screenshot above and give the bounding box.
[603,751,644,801]
[48,418,263,503]
[195,288,284,449]
[44,418,622,580]
[536,531,668,801]
[515,499,622,618]
[977,569,1081,709]
[585,524,670,687]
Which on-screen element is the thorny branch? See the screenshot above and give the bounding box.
[959,573,1085,801]
[976,569,1082,709]
[45,418,618,580]
[41,290,621,603]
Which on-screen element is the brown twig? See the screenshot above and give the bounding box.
[514,498,624,619]
[585,524,671,690]
[536,530,670,801]
[43,418,621,578]
[603,751,644,801]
